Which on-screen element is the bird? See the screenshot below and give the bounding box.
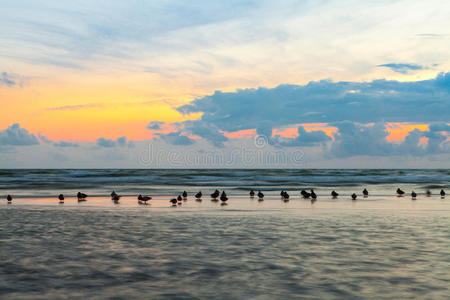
[363,188,369,197]
[112,194,121,202]
[331,190,339,198]
[249,190,255,197]
[257,191,264,199]
[411,191,417,199]
[440,189,446,197]
[282,191,290,202]
[195,191,202,199]
[58,194,64,202]
[301,190,311,198]
[170,198,177,206]
[77,192,87,201]
[396,188,405,196]
[177,195,182,202]
[220,191,228,202]
[182,191,188,198]
[111,191,117,198]
[426,190,432,197]
[310,189,317,200]
[211,190,220,199]
[280,191,285,197]
[138,195,152,202]
[7,195,12,202]
[351,193,357,200]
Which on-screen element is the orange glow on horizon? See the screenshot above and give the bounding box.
[386,123,429,142]
[222,129,257,139]
[272,127,298,138]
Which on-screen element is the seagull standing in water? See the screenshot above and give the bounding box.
[220,191,228,202]
[58,194,64,203]
[440,189,446,198]
[257,191,264,199]
[351,193,357,200]
[182,191,188,198]
[170,198,177,206]
[77,192,87,201]
[7,195,12,203]
[249,190,255,197]
[363,189,369,197]
[112,194,121,203]
[211,190,220,199]
[411,191,417,199]
[138,195,151,204]
[195,191,202,200]
[396,188,405,196]
[310,190,317,200]
[331,190,339,198]
[282,191,290,202]
[301,190,311,199]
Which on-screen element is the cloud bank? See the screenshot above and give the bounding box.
[0,124,39,146]
[97,136,134,148]
[1,72,450,167]
[175,73,450,147]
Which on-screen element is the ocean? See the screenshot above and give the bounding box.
[1,169,449,299]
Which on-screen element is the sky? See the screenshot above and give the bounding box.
[0,0,449,168]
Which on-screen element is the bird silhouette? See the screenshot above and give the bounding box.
[111,191,117,198]
[351,193,357,200]
[7,195,12,202]
[249,190,255,197]
[211,190,220,198]
[195,191,202,199]
[396,188,405,196]
[411,191,417,199]
[331,190,339,198]
[177,195,182,202]
[77,192,87,201]
[363,188,369,197]
[170,198,177,206]
[58,194,64,202]
[182,191,188,198]
[301,190,311,198]
[220,191,228,202]
[440,189,446,197]
[138,195,152,203]
[257,191,264,199]
[310,190,317,200]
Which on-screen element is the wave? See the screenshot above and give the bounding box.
[0,169,448,197]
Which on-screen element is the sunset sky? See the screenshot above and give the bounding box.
[1,0,449,168]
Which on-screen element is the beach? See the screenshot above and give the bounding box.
[1,169,450,299]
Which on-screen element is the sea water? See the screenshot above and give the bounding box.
[0,169,449,299]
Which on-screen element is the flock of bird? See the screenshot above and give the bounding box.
[4,188,446,205]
